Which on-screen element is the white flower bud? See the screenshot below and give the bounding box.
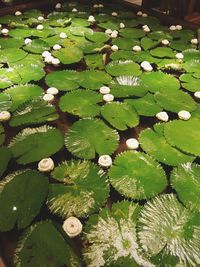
[98,155,112,167]
[43,93,54,102]
[100,86,110,95]
[63,217,83,238]
[178,110,191,121]
[156,111,169,122]
[103,94,114,102]
[0,111,11,122]
[126,138,139,150]
[38,158,55,172]
[47,87,59,95]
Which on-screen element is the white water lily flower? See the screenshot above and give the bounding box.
[98,4,104,8]
[38,158,55,172]
[141,61,153,72]
[53,44,61,50]
[156,111,169,122]
[116,76,140,86]
[1,28,9,36]
[60,32,67,39]
[143,26,150,32]
[0,111,11,122]
[63,217,83,238]
[169,25,176,31]
[112,12,118,17]
[162,39,170,46]
[176,25,182,30]
[176,53,184,60]
[55,2,62,9]
[43,93,55,102]
[194,91,200,99]
[126,138,139,150]
[142,13,148,17]
[24,38,32,45]
[191,38,198,45]
[100,86,110,94]
[72,8,78,12]
[47,87,59,95]
[137,11,143,16]
[111,45,119,52]
[120,22,125,29]
[105,29,112,35]
[93,4,99,8]
[42,51,51,58]
[36,24,44,30]
[88,15,95,23]
[52,58,60,66]
[15,11,22,16]
[133,45,142,52]
[178,110,191,121]
[38,16,44,21]
[98,155,112,167]
[44,55,54,64]
[103,94,114,102]
[110,30,118,38]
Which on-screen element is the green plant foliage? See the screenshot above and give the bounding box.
[0,38,24,49]
[110,50,135,61]
[83,201,154,267]
[101,102,139,131]
[0,124,5,146]
[125,93,161,116]
[106,60,141,76]
[0,48,27,63]
[164,119,200,156]
[52,46,83,64]
[183,60,200,75]
[138,194,200,266]
[112,37,140,50]
[0,147,11,178]
[0,68,21,89]
[85,54,104,69]
[111,76,148,97]
[70,26,93,37]
[5,84,43,111]
[170,40,192,51]
[119,28,145,39]
[9,126,64,164]
[108,151,167,199]
[65,118,119,159]
[180,73,200,92]
[141,37,158,51]
[23,39,50,54]
[0,170,48,231]
[0,93,12,111]
[9,99,59,127]
[14,221,81,267]
[171,163,200,211]
[148,31,172,41]
[85,31,109,43]
[140,71,180,93]
[45,70,79,91]
[139,126,195,166]
[150,47,175,58]
[59,90,101,118]
[78,70,112,89]
[170,29,194,41]
[132,51,161,64]
[98,21,119,31]
[47,160,109,218]
[183,49,200,61]
[154,89,197,113]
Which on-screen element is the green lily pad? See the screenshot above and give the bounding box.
[0,170,48,231]
[154,89,197,113]
[119,28,145,39]
[180,73,200,92]
[9,98,59,127]
[183,60,200,75]
[139,125,195,166]
[150,47,175,58]
[148,31,172,41]
[78,70,112,90]
[106,60,141,76]
[0,68,21,89]
[0,48,27,63]
[83,201,153,267]
[183,49,200,61]
[0,38,24,49]
[138,194,200,266]
[112,37,140,50]
[0,124,5,146]
[0,147,12,178]
[65,118,119,159]
[170,40,192,51]
[140,71,180,93]
[45,70,79,91]
[101,102,139,131]
[14,221,81,267]
[59,90,101,118]
[5,84,43,112]
[52,46,83,64]
[85,54,104,69]
[108,151,167,199]
[110,50,135,61]
[85,31,109,43]
[164,119,200,156]
[47,160,109,218]
[141,37,158,50]
[9,126,64,164]
[70,26,93,37]
[23,39,50,54]
[125,93,162,116]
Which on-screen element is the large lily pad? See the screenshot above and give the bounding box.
[65,118,119,159]
[47,161,109,218]
[0,147,11,178]
[150,47,175,58]
[101,102,139,131]
[108,151,167,199]
[85,31,109,43]
[119,28,145,39]
[0,68,21,89]
[106,60,141,76]
[0,48,27,63]
[0,170,48,231]
[9,126,64,164]
[59,90,101,118]
[23,39,50,54]
[52,46,83,64]
[180,73,200,92]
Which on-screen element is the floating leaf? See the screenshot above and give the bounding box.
[101,102,139,131]
[0,68,21,89]
[85,31,109,43]
[0,48,27,63]
[5,84,43,112]
[14,221,81,267]
[83,201,154,267]
[9,98,58,127]
[183,60,200,75]
[0,147,11,177]
[52,46,83,64]
[0,170,48,231]
[164,119,200,156]
[141,37,158,51]
[183,49,200,61]
[125,93,161,116]
[180,73,200,92]
[70,26,93,37]
[0,124,5,146]
[23,39,49,54]
[108,151,167,199]
[85,54,104,69]
[110,50,135,61]
[148,31,172,41]
[138,194,200,266]
[106,60,141,76]
[154,89,197,113]
[47,161,109,218]
[140,71,180,93]
[119,28,145,39]
[59,90,101,118]
[65,118,119,159]
[139,126,195,166]
[112,37,140,50]
[9,126,64,164]
[0,93,12,111]
[0,38,24,49]
[45,70,79,91]
[150,47,175,58]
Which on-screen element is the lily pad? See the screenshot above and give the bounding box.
[0,93,12,111]
[23,39,50,54]
[141,37,158,51]
[101,102,139,131]
[85,31,109,43]
[14,221,81,267]
[70,26,93,37]
[9,126,64,164]
[65,118,119,159]
[0,38,24,49]
[138,194,200,266]
[106,60,141,76]
[47,160,109,218]
[150,47,175,58]
[183,60,200,75]
[0,124,5,146]
[180,73,200,92]
[112,37,140,50]
[0,68,21,89]
[52,46,83,64]
[119,28,145,39]
[0,48,27,63]
[0,147,12,178]
[0,170,48,231]
[85,54,104,69]
[108,151,167,199]
[164,119,200,156]
[59,90,101,118]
